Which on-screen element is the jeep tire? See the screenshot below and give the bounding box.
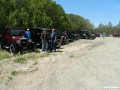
[10,43,17,54]
[30,42,36,52]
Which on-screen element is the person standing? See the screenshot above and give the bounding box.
[60,32,65,45]
[50,28,57,52]
[25,28,31,42]
[41,31,47,51]
[25,28,33,49]
[64,31,68,39]
[102,32,106,38]
[100,33,102,38]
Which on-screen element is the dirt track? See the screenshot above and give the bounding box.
[0,37,120,90]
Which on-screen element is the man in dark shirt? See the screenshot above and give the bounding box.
[50,28,57,52]
[41,31,47,51]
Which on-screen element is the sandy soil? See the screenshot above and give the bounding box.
[0,37,120,90]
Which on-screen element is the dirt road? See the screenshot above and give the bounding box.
[0,37,120,90]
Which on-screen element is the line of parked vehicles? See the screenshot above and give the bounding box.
[0,27,96,54]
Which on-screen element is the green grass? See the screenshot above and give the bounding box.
[0,50,13,60]
[0,49,51,65]
[39,52,50,58]
[13,52,50,64]
[13,57,27,64]
[11,70,17,76]
[8,76,12,81]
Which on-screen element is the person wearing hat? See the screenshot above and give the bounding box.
[50,28,57,52]
[25,28,31,42]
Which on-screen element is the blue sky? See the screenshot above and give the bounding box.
[54,0,120,27]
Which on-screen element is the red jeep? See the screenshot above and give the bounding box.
[1,27,34,54]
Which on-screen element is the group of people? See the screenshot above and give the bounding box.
[26,28,70,52]
[40,28,57,52]
[25,28,57,52]
[100,32,106,38]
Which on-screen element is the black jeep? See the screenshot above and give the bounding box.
[79,30,96,40]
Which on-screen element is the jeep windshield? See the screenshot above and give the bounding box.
[10,28,25,36]
[80,30,92,34]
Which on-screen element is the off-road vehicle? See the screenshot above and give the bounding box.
[79,30,96,40]
[1,27,35,54]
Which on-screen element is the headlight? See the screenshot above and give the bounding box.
[83,34,86,36]
[12,36,15,39]
[16,40,20,44]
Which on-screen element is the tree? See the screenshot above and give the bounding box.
[66,14,93,31]
[0,0,94,32]
[0,0,15,28]
[9,8,29,27]
[0,7,7,28]
[93,21,120,34]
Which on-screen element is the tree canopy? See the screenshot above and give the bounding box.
[0,0,93,32]
[93,21,120,35]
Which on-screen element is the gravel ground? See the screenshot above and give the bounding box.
[0,37,120,90]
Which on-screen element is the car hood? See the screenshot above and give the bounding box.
[12,36,26,42]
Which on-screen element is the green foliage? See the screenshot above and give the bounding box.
[66,14,93,31]
[93,21,120,34]
[0,0,95,32]
[0,0,69,29]
[9,8,29,27]
[0,7,8,28]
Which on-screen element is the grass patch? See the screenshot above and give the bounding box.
[0,49,51,64]
[8,76,12,81]
[0,50,12,61]
[69,54,75,58]
[13,52,50,64]
[27,53,38,59]
[11,70,17,76]
[33,61,38,66]
[13,57,27,64]
[39,52,50,58]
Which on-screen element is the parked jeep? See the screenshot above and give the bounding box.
[113,32,120,37]
[1,27,35,54]
[79,30,96,40]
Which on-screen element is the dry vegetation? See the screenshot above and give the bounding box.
[0,50,12,60]
[0,49,51,85]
